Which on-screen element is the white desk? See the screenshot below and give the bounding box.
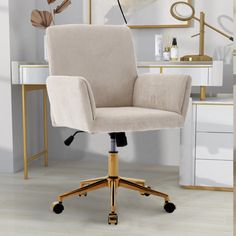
[13,61,224,101]
[12,62,49,179]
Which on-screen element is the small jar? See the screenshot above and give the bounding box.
[163,47,170,61]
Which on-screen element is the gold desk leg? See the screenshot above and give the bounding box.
[43,88,48,167]
[200,86,206,101]
[22,85,48,179]
[22,85,28,179]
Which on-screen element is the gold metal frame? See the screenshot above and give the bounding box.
[52,152,171,224]
[88,0,192,29]
[22,85,48,179]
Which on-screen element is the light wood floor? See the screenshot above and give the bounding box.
[0,157,233,236]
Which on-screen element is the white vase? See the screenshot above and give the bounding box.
[44,34,48,62]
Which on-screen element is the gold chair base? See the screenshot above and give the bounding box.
[51,152,174,224]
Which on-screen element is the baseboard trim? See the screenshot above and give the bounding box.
[181,185,233,192]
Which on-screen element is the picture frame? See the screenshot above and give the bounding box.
[87,0,192,29]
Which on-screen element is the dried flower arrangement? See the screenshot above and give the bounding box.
[31,0,72,29]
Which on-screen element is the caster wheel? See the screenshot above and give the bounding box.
[51,201,64,214]
[79,193,87,197]
[108,212,118,225]
[141,186,151,197]
[164,202,176,213]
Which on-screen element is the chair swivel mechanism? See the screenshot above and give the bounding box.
[46,24,191,225]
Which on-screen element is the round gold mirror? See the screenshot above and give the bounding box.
[170,1,195,21]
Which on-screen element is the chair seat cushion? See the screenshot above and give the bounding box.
[91,107,184,133]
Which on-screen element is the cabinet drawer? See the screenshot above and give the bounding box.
[20,66,49,84]
[196,133,233,161]
[162,67,209,86]
[138,67,161,74]
[196,105,233,132]
[195,160,233,187]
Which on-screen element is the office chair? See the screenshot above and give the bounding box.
[46,24,191,225]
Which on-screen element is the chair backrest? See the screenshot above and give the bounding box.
[46,24,138,107]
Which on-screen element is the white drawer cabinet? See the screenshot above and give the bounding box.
[196,105,233,133]
[180,97,233,190]
[196,133,233,161]
[196,160,233,187]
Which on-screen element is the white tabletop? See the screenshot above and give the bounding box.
[138,61,214,67]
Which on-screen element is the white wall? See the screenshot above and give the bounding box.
[233,0,236,162]
[0,0,14,172]
[9,0,43,172]
[35,0,84,59]
[3,0,234,172]
[0,0,48,172]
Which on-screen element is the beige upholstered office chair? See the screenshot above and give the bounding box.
[46,24,191,225]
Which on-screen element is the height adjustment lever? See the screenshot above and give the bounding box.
[64,131,83,146]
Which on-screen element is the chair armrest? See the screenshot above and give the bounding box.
[46,76,96,132]
[133,73,192,118]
